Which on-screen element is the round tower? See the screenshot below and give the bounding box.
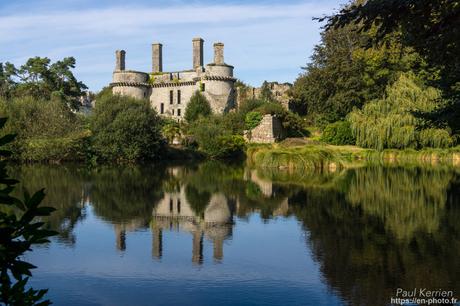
[203,42,236,113]
[111,50,150,100]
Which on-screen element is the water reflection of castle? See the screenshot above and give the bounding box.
[112,167,290,263]
[151,189,235,264]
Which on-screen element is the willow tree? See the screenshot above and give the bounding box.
[348,73,453,150]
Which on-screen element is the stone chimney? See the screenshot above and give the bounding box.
[152,43,163,72]
[213,42,224,65]
[115,50,126,71]
[192,37,204,69]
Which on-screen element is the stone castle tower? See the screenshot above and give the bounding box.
[110,38,236,118]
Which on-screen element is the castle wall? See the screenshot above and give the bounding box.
[205,64,233,77]
[150,83,200,118]
[113,71,149,83]
[203,80,235,113]
[113,86,148,100]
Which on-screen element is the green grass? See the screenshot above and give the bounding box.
[247,143,460,170]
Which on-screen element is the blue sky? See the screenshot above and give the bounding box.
[0,0,345,91]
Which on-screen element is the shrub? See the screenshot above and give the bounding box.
[91,93,163,162]
[184,91,211,122]
[186,116,245,158]
[238,99,264,115]
[321,121,355,145]
[245,111,263,130]
[215,135,246,158]
[282,112,310,137]
[0,96,86,161]
[20,131,90,162]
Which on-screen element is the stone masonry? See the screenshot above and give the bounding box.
[110,38,236,119]
[246,114,286,143]
[236,81,292,110]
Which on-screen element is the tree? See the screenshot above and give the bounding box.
[291,19,425,125]
[184,91,212,122]
[348,73,453,150]
[161,119,181,144]
[324,0,460,133]
[91,93,164,162]
[0,57,87,110]
[0,117,56,305]
[0,96,86,162]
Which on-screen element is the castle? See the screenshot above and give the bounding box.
[110,38,236,118]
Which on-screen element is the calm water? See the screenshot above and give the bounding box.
[8,162,460,306]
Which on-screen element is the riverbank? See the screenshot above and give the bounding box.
[247,140,460,170]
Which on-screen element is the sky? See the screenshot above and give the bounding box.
[0,0,345,91]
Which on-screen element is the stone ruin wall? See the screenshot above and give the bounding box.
[236,81,292,110]
[246,114,286,143]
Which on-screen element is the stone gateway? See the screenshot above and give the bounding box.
[110,38,236,118]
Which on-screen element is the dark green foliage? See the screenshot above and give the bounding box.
[91,93,164,162]
[185,185,211,216]
[245,111,262,130]
[238,99,264,116]
[321,121,355,145]
[186,116,246,159]
[0,96,88,162]
[0,118,56,305]
[292,12,427,125]
[184,91,212,122]
[324,0,460,135]
[0,57,87,110]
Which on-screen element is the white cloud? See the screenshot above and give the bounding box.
[0,1,341,90]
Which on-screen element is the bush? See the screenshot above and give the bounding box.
[184,91,212,122]
[215,135,246,158]
[245,111,263,130]
[0,96,86,161]
[238,99,264,115]
[20,131,90,162]
[91,93,163,162]
[186,116,245,158]
[321,121,355,145]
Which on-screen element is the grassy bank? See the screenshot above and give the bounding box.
[247,141,460,170]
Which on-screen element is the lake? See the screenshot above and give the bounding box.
[9,162,460,306]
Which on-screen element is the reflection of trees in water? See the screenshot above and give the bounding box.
[89,165,166,224]
[9,164,89,245]
[289,167,460,306]
[346,167,455,240]
[181,161,293,220]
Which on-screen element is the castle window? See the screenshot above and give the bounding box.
[200,83,205,92]
[177,109,181,117]
[177,90,181,104]
[177,199,181,213]
[169,199,173,212]
[160,103,164,114]
[143,92,147,98]
[169,90,173,104]
[172,109,175,115]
